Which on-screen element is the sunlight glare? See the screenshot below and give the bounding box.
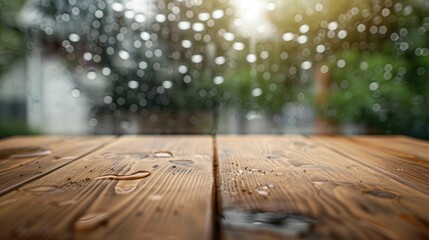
[232,0,275,38]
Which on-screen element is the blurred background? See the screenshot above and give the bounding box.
[0,0,428,138]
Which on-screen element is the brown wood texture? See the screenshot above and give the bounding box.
[0,136,214,240]
[1,135,429,239]
[311,136,429,195]
[216,135,429,239]
[0,136,114,196]
[350,135,429,162]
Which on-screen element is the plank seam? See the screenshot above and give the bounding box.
[212,135,220,240]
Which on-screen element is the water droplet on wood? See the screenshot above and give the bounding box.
[364,190,399,199]
[256,190,269,196]
[222,210,317,238]
[289,160,311,167]
[0,147,52,160]
[114,179,141,195]
[103,152,150,160]
[94,171,150,180]
[154,151,173,158]
[256,184,274,196]
[169,159,193,165]
[74,212,110,231]
[266,155,282,160]
[311,178,328,185]
[131,153,151,159]
[26,185,63,194]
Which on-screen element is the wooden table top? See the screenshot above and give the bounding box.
[0,135,428,239]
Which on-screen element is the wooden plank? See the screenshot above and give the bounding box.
[0,136,214,240]
[0,136,63,148]
[216,135,429,239]
[350,136,429,162]
[0,136,115,196]
[311,136,429,195]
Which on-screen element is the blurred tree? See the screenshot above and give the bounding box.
[325,0,429,138]
[0,0,34,138]
[0,0,26,77]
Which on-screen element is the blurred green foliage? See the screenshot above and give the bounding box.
[0,0,26,77]
[326,50,415,132]
[0,120,40,138]
[0,0,30,138]
[325,0,429,138]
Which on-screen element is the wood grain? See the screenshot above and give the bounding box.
[0,136,214,240]
[216,135,429,239]
[350,135,429,162]
[311,136,429,195]
[0,136,114,196]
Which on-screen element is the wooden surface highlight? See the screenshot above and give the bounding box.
[350,135,429,162]
[0,136,214,240]
[216,135,429,239]
[311,136,429,195]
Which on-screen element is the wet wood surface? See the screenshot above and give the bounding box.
[312,136,429,195]
[0,136,115,196]
[0,136,214,239]
[0,135,428,239]
[349,135,429,162]
[217,135,429,239]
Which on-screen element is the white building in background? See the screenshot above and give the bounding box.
[16,1,108,135]
[0,52,92,135]
[26,54,91,134]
